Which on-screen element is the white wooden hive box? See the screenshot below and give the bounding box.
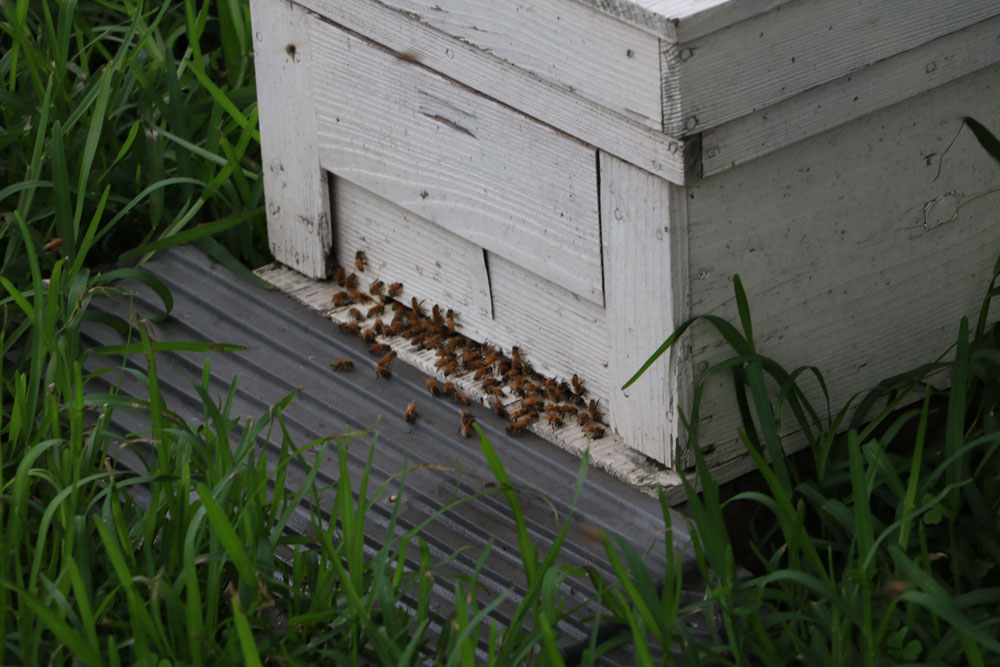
[249,0,1000,489]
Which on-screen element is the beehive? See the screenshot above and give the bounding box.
[249,0,1000,487]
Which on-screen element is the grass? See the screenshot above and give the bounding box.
[3,0,1000,663]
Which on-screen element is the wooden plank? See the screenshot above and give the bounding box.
[294,0,693,184]
[249,0,332,278]
[661,0,1000,135]
[571,0,789,42]
[332,178,611,397]
[369,0,663,130]
[601,152,690,466]
[684,63,1000,471]
[701,16,1000,175]
[308,18,605,305]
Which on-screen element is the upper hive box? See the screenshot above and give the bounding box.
[249,0,1000,485]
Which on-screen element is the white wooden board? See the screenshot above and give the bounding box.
[369,0,663,130]
[571,0,790,42]
[332,178,611,396]
[249,0,332,278]
[308,17,605,305]
[294,0,694,184]
[701,15,1000,175]
[600,153,691,466]
[684,63,1000,475]
[661,0,1000,135]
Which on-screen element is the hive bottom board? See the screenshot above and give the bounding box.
[255,258,687,500]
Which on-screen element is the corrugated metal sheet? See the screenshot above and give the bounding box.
[83,245,703,661]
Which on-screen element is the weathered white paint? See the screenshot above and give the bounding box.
[249,0,331,278]
[661,0,1000,135]
[573,0,789,41]
[369,0,663,129]
[685,63,1000,475]
[702,14,1000,175]
[308,18,604,304]
[295,0,694,183]
[601,153,690,466]
[332,178,611,396]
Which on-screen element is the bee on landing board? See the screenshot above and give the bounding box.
[332,291,352,306]
[330,359,354,371]
[459,410,474,437]
[426,378,442,396]
[369,280,384,297]
[334,266,346,286]
[583,424,605,439]
[405,401,418,423]
[355,250,366,272]
[374,362,391,379]
[388,282,403,298]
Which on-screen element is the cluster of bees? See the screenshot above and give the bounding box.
[329,250,607,440]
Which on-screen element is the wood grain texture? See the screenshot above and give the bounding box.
[308,18,604,304]
[331,178,611,397]
[294,0,693,184]
[702,14,1000,175]
[249,0,331,277]
[684,63,1000,472]
[662,0,1000,135]
[572,0,789,41]
[372,0,662,129]
[601,153,691,466]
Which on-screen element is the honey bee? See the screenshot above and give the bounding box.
[369,280,384,297]
[372,320,386,335]
[410,297,424,318]
[332,291,352,306]
[344,273,358,290]
[560,403,579,415]
[453,391,471,406]
[442,381,456,398]
[443,361,458,376]
[473,367,489,380]
[387,282,404,297]
[522,396,543,411]
[379,350,397,366]
[349,289,369,303]
[511,346,523,369]
[571,374,586,396]
[43,237,63,253]
[446,309,457,334]
[361,327,377,344]
[588,399,602,423]
[370,343,391,356]
[458,410,474,437]
[506,416,531,436]
[374,362,391,378]
[583,424,605,439]
[330,359,354,371]
[577,412,591,427]
[334,266,346,286]
[546,410,564,428]
[426,378,442,396]
[404,401,418,423]
[491,397,508,419]
[355,250,366,272]
[339,321,360,336]
[348,307,363,321]
[432,304,444,324]
[367,303,385,318]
